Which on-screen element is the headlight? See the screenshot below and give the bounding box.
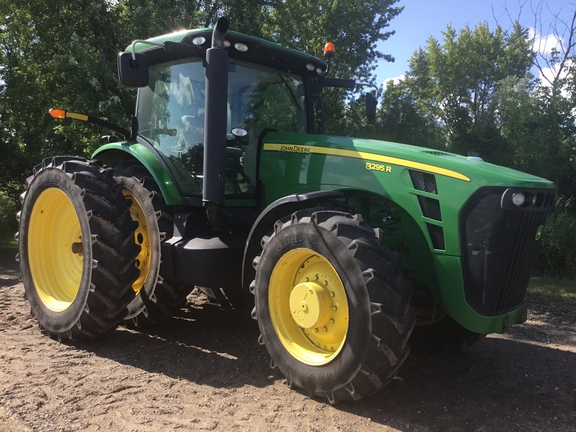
[501,188,554,212]
[234,42,248,52]
[511,193,525,206]
[192,36,206,46]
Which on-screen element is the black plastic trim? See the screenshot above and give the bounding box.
[500,188,555,212]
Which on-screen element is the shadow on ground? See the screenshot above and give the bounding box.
[79,294,576,431]
[80,298,276,391]
[338,334,576,431]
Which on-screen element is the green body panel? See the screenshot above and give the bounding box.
[432,254,527,333]
[93,143,184,205]
[259,132,554,333]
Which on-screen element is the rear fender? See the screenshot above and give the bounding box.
[93,143,183,205]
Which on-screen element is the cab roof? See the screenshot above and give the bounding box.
[130,28,329,79]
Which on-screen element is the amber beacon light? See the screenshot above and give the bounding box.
[49,108,89,122]
[323,42,335,60]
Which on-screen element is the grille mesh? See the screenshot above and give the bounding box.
[427,223,445,250]
[461,188,550,315]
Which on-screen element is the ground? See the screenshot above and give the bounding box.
[0,254,575,432]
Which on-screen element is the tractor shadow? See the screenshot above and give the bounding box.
[0,258,20,288]
[80,293,276,390]
[79,293,576,430]
[336,325,576,431]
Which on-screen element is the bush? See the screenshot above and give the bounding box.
[0,188,19,238]
[535,196,576,279]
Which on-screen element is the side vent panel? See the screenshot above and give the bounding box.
[417,196,442,221]
[409,170,438,194]
[426,223,445,250]
[410,170,444,249]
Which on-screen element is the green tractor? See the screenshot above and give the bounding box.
[17,18,555,403]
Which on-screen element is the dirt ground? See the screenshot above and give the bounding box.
[0,254,575,432]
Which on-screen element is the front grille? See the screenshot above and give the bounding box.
[461,188,551,315]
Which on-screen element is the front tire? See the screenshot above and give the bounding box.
[17,157,140,341]
[252,210,414,403]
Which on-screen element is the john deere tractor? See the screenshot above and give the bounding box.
[17,18,555,403]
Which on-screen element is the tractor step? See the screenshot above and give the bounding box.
[161,231,247,288]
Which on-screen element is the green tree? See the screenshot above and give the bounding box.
[376,79,443,148]
[0,1,135,162]
[0,0,404,236]
[263,0,403,136]
[493,4,576,196]
[395,22,534,163]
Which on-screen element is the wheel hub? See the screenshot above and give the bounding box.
[268,248,349,365]
[289,282,333,329]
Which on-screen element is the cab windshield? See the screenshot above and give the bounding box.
[136,57,307,196]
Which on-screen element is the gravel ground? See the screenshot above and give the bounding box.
[0,255,575,432]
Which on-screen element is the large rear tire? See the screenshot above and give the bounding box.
[113,161,193,328]
[17,157,140,341]
[252,210,414,403]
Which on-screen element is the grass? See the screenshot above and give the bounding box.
[0,235,17,258]
[527,277,576,307]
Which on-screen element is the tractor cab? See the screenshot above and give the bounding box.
[136,54,309,198]
[118,18,328,210]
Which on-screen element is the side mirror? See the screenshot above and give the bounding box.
[117,52,149,88]
[366,92,377,122]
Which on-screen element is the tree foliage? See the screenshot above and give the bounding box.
[1,1,576,275]
[0,0,402,234]
[376,15,576,197]
[390,22,534,162]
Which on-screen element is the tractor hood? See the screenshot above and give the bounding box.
[356,137,554,188]
[262,132,555,190]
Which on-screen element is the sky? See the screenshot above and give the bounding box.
[374,0,572,86]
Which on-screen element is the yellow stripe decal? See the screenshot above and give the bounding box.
[66,112,89,122]
[263,143,470,182]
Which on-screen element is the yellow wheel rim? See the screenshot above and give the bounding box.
[268,248,349,366]
[28,188,83,312]
[123,191,152,294]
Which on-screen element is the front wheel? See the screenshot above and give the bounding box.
[252,210,414,403]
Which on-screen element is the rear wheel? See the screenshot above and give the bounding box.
[252,210,414,403]
[113,161,193,328]
[17,157,140,341]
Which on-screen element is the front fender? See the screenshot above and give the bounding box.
[241,190,345,290]
[93,142,183,205]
